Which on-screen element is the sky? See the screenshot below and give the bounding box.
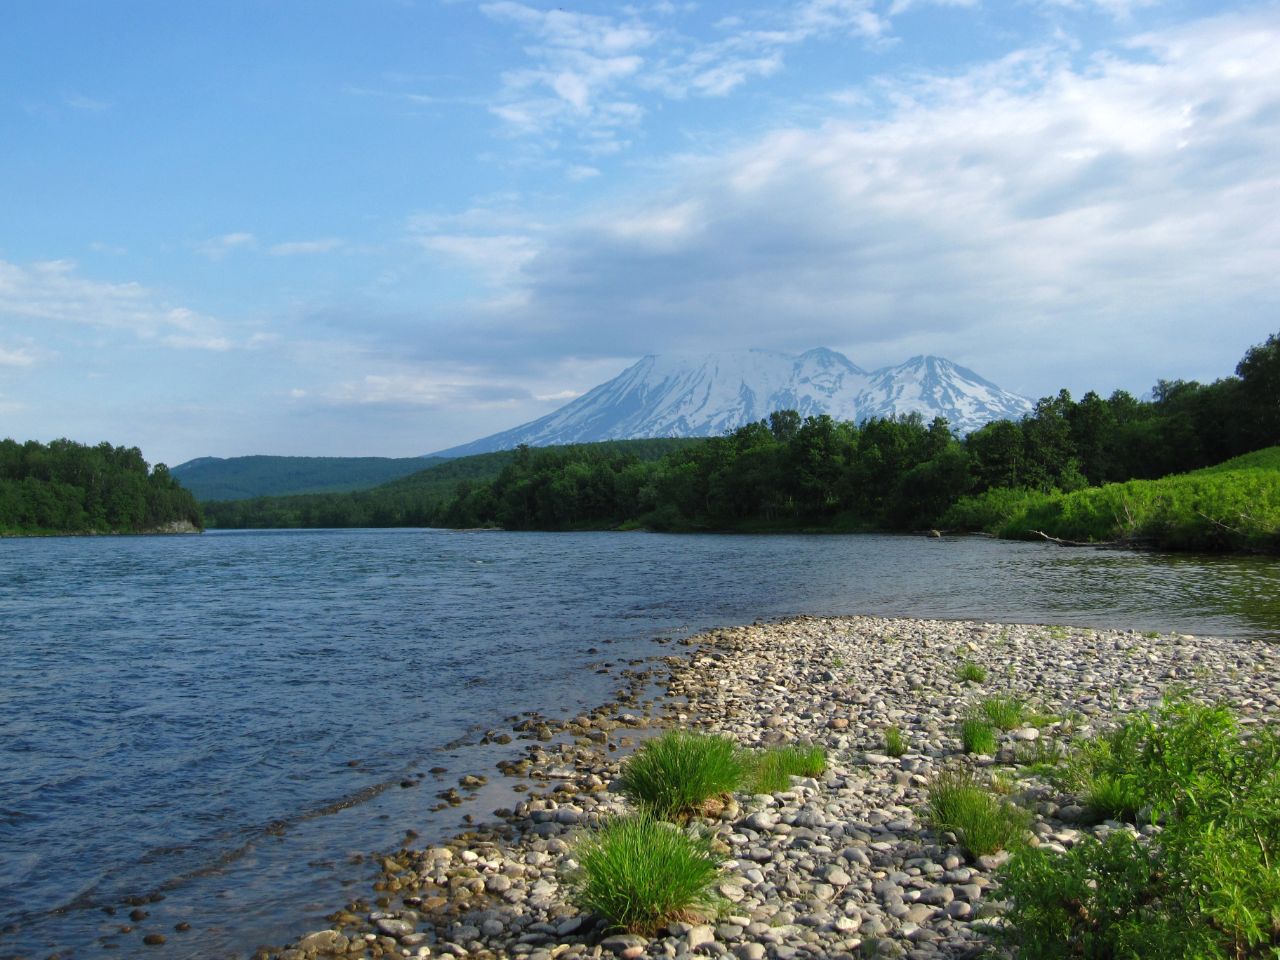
[1,0,1277,465]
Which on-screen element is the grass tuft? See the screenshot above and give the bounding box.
[960,718,998,755]
[926,769,1030,859]
[884,725,907,758]
[747,744,827,793]
[957,660,988,683]
[980,696,1026,730]
[569,815,723,934]
[618,731,747,821]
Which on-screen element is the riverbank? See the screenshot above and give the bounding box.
[264,615,1280,960]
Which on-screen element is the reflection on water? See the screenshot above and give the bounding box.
[0,529,1276,958]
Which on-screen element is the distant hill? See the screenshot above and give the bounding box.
[434,348,1032,457]
[171,455,441,501]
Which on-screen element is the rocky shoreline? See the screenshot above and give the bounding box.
[266,616,1280,960]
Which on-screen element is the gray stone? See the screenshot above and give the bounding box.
[687,924,716,950]
[374,918,415,938]
[297,931,349,953]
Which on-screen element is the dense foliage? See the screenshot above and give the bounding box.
[201,331,1280,551]
[944,461,1280,552]
[1001,699,1280,959]
[0,438,203,535]
[171,454,443,501]
[201,438,699,529]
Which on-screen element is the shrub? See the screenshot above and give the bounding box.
[884,726,907,758]
[956,660,987,683]
[570,815,723,934]
[1063,714,1152,821]
[926,769,1029,859]
[618,731,747,820]
[960,718,997,755]
[1000,832,1212,959]
[1000,699,1280,958]
[980,696,1025,730]
[748,744,827,793]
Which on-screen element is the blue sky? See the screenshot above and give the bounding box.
[2,0,1277,464]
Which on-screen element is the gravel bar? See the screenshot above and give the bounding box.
[264,615,1280,960]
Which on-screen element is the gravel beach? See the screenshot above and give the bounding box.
[265,615,1280,960]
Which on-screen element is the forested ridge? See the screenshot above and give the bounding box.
[171,454,445,502]
[201,437,701,529]
[0,439,203,535]
[203,333,1280,552]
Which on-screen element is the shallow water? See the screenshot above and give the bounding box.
[1,529,1277,958]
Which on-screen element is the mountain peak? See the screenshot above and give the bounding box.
[432,347,1031,457]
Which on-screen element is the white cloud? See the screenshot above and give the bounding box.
[268,238,343,256]
[0,339,43,367]
[195,232,257,259]
[64,93,111,112]
[479,0,891,145]
[1036,0,1159,17]
[0,259,234,352]
[448,9,1280,393]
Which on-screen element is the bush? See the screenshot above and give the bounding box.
[747,744,827,793]
[619,731,747,820]
[926,769,1029,859]
[570,815,723,934]
[960,718,997,755]
[1001,699,1280,958]
[1000,832,1213,959]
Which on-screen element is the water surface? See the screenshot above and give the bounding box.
[1,529,1277,958]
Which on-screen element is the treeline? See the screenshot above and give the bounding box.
[0,438,203,535]
[202,331,1279,547]
[433,332,1280,538]
[202,438,700,529]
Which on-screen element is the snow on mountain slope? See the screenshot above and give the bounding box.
[433,348,1031,457]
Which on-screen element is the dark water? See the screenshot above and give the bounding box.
[1,529,1278,958]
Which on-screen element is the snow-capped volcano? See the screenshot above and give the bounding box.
[433,348,1031,457]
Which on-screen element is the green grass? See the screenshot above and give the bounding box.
[979,696,1026,730]
[884,726,907,758]
[926,769,1030,859]
[957,660,988,683]
[569,815,723,934]
[960,719,998,755]
[1000,699,1280,959]
[747,744,827,793]
[942,450,1280,553]
[618,731,748,821]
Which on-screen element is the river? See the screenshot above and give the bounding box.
[1,529,1277,958]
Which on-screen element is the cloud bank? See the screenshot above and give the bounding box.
[425,9,1280,395]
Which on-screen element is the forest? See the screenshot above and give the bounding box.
[0,438,204,535]
[202,332,1280,551]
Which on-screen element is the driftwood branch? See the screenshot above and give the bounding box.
[1030,529,1131,548]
